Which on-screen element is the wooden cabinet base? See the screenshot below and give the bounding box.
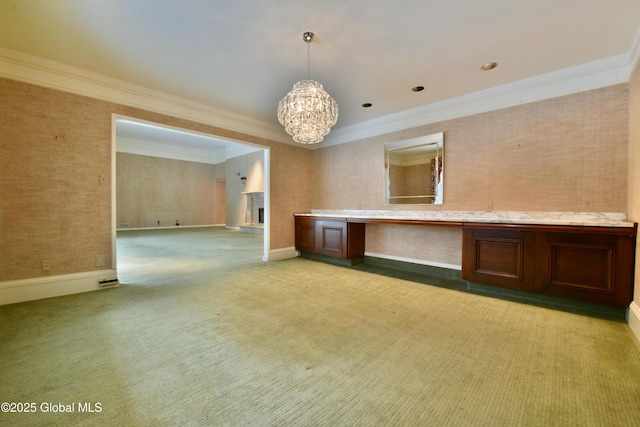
[462,227,536,291]
[462,224,636,307]
[295,214,636,308]
[534,231,634,307]
[295,216,365,260]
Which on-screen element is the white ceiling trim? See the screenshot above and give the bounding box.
[324,53,633,147]
[0,47,291,145]
[0,40,637,150]
[117,136,226,165]
[226,144,264,160]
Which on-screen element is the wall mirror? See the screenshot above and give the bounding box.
[384,132,444,205]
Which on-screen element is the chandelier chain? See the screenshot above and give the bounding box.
[307,41,311,80]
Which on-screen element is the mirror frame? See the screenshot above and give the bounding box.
[384,132,444,205]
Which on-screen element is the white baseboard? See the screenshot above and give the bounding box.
[0,270,118,306]
[364,252,462,271]
[117,224,220,231]
[629,302,640,342]
[265,246,297,262]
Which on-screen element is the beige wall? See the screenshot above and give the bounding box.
[116,153,221,228]
[1,79,112,282]
[314,85,628,212]
[0,76,632,280]
[0,78,313,282]
[312,85,630,266]
[629,65,640,304]
[269,141,314,249]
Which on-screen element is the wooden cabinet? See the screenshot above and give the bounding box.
[295,213,635,307]
[462,224,637,307]
[294,216,317,254]
[461,227,536,291]
[295,216,365,260]
[534,230,635,307]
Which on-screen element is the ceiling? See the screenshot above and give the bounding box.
[1,0,640,152]
[115,119,262,164]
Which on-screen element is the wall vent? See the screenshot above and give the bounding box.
[98,276,119,287]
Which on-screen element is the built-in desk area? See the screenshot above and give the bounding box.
[294,210,637,308]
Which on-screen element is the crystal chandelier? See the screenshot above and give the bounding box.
[278,32,338,144]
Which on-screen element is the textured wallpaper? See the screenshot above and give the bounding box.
[312,85,630,266]
[313,85,629,213]
[0,79,113,281]
[116,153,219,228]
[0,78,313,281]
[0,77,633,280]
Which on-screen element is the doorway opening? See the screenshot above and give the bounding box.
[111,115,270,274]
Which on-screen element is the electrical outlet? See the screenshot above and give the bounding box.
[96,254,106,267]
[41,260,51,272]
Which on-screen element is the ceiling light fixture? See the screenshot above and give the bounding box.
[480,62,498,71]
[277,32,338,144]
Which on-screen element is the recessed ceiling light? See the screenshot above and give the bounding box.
[411,86,425,92]
[362,103,372,108]
[480,62,498,71]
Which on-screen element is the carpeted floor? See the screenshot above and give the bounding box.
[1,227,640,426]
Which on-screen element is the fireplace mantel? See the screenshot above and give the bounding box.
[242,192,264,233]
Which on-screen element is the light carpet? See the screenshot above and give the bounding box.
[1,227,640,426]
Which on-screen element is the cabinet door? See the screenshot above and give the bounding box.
[294,217,366,260]
[534,232,634,307]
[317,220,348,258]
[462,227,536,291]
[295,218,316,253]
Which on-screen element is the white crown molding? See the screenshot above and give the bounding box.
[0,47,291,145]
[117,137,227,165]
[323,54,633,147]
[226,143,264,160]
[0,45,636,149]
[116,135,262,164]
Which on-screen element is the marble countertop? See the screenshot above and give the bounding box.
[295,210,635,228]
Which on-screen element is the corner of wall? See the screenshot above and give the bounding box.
[629,302,640,342]
[628,32,640,343]
[265,247,298,262]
